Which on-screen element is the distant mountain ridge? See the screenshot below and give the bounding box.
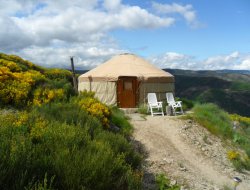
[74,70,88,74]
[164,69,250,75]
[163,69,250,117]
[164,69,250,80]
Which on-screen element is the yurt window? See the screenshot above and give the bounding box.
[124,81,132,90]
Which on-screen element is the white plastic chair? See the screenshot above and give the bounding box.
[166,92,183,115]
[147,93,164,116]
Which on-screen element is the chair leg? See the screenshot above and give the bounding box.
[150,107,154,116]
[180,107,184,114]
[172,106,176,116]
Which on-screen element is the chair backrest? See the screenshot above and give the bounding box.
[147,93,158,105]
[166,92,175,104]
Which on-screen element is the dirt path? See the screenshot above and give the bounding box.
[129,114,250,190]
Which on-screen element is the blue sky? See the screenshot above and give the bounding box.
[0,0,249,70]
[113,0,250,58]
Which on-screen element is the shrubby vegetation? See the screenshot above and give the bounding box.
[0,53,142,189]
[175,97,194,111]
[0,98,142,189]
[155,174,180,190]
[0,53,75,108]
[190,103,250,171]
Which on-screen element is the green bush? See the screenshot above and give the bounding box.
[137,104,148,115]
[0,102,142,190]
[176,98,194,111]
[155,173,180,190]
[111,106,134,135]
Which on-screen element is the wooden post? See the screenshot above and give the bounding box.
[70,56,78,93]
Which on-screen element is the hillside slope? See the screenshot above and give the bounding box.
[164,69,250,117]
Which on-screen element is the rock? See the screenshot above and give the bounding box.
[163,158,174,164]
[196,141,200,145]
[180,186,188,190]
[179,167,187,172]
[213,186,220,190]
[233,121,240,130]
[159,162,165,166]
[187,119,192,124]
[170,179,177,186]
[201,147,207,152]
[191,136,196,140]
[182,124,190,130]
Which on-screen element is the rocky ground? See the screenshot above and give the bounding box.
[129,114,250,190]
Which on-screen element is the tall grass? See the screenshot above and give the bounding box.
[191,103,233,138]
[110,106,134,135]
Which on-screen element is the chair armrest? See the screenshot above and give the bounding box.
[176,101,182,107]
[167,101,175,106]
[157,101,163,106]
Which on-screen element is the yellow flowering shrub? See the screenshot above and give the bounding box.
[79,90,95,98]
[227,150,240,160]
[78,97,111,128]
[1,111,17,126]
[0,70,33,106]
[33,88,65,106]
[0,66,46,106]
[230,114,250,125]
[0,53,40,71]
[0,66,13,82]
[30,117,48,143]
[0,59,21,72]
[0,110,28,128]
[44,68,72,80]
[0,52,74,108]
[14,111,29,127]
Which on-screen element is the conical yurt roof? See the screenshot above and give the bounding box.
[78,53,174,82]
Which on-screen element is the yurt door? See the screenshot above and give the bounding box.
[117,77,138,108]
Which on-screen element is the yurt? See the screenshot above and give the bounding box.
[78,53,174,108]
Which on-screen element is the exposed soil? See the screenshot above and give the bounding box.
[129,114,250,190]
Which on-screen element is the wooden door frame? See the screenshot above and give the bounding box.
[117,76,139,108]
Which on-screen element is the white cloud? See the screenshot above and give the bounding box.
[0,0,180,68]
[103,0,121,11]
[18,42,126,69]
[150,52,197,70]
[3,0,175,49]
[150,51,250,70]
[3,0,245,71]
[236,59,250,70]
[13,2,174,41]
[152,2,199,27]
